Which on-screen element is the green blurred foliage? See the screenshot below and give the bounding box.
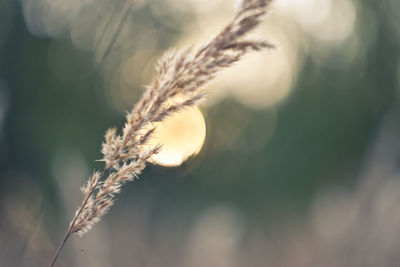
[0,0,398,218]
[0,0,400,264]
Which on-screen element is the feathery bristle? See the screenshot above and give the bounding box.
[57,0,274,255]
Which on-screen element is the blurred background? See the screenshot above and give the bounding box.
[1,0,400,266]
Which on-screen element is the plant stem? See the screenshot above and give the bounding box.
[50,169,108,267]
[49,230,71,267]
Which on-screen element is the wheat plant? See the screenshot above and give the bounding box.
[50,0,274,266]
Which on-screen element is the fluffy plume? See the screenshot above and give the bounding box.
[51,1,274,266]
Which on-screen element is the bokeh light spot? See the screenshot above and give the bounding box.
[146,107,206,167]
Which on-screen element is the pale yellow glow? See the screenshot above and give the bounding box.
[146,107,206,167]
[167,0,225,13]
[277,0,357,44]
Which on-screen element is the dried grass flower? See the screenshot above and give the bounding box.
[50,0,274,266]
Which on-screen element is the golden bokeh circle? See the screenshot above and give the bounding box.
[146,107,206,167]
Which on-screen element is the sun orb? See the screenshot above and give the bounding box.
[145,107,206,167]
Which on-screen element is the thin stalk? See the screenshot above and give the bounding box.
[98,5,132,64]
[49,2,134,266]
[49,169,108,267]
[93,2,123,53]
[49,230,70,267]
